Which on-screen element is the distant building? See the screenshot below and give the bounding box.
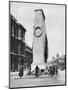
[48,55,66,70]
[10,14,33,72]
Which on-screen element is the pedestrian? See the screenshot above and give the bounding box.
[48,66,52,75]
[49,65,55,76]
[35,65,39,78]
[18,66,23,78]
[55,65,58,74]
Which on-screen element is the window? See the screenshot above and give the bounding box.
[18,44,21,54]
[18,29,21,40]
[12,25,14,37]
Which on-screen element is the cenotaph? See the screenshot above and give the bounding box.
[31,9,48,71]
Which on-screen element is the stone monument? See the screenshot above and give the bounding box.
[31,9,48,71]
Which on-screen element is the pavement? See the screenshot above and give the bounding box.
[9,70,65,88]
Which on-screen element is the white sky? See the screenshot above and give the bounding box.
[10,2,65,61]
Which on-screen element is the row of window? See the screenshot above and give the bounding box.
[11,24,25,41]
[10,38,25,54]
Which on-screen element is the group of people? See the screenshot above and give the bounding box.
[18,65,58,78]
[48,65,58,76]
[18,65,40,78]
[34,65,58,77]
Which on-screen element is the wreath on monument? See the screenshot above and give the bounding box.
[34,27,43,37]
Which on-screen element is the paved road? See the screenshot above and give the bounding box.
[10,70,65,88]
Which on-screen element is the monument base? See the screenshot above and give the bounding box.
[31,63,46,71]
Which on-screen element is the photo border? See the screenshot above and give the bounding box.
[9,1,67,89]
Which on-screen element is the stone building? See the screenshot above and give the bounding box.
[10,14,33,72]
[25,44,33,74]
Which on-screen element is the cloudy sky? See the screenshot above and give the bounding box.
[10,2,65,61]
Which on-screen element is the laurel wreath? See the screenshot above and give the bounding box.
[34,27,42,37]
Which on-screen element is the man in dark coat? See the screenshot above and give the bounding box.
[35,65,39,78]
[18,66,24,78]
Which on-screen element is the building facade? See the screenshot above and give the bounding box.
[25,44,33,72]
[10,15,33,72]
